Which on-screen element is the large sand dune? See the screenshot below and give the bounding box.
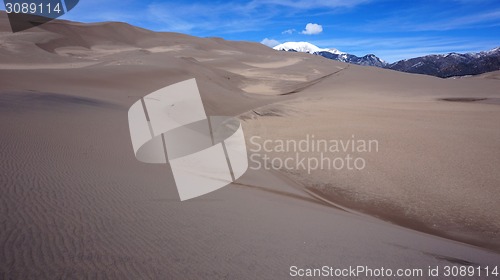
[1,12,499,278]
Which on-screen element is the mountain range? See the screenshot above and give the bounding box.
[273,42,500,78]
[273,42,387,68]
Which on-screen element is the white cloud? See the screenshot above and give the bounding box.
[282,28,296,34]
[301,23,323,35]
[260,38,280,47]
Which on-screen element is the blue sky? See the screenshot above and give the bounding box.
[7,0,500,62]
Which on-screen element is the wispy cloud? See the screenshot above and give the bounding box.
[249,0,372,9]
[358,6,500,32]
[412,9,500,31]
[142,0,372,33]
[144,2,278,33]
[61,0,372,34]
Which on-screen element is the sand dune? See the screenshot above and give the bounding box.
[1,12,499,278]
[243,57,303,68]
[474,70,500,80]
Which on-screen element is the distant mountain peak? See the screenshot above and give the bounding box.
[273,42,344,55]
[485,46,500,54]
[323,48,345,55]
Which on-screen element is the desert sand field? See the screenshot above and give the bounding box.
[1,12,499,279]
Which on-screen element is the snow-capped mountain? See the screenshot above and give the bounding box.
[273,42,386,67]
[387,47,500,78]
[273,42,344,55]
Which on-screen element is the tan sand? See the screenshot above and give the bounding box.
[243,57,303,68]
[0,62,100,69]
[242,64,500,250]
[0,12,499,278]
[473,70,500,80]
